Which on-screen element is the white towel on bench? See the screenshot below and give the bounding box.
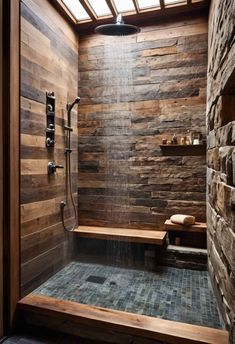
[170,214,195,225]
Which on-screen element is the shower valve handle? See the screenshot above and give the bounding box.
[48,162,64,174]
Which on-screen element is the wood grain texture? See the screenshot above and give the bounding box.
[0,0,3,336]
[164,220,207,232]
[7,0,20,329]
[74,226,167,245]
[20,0,78,296]
[18,294,229,344]
[78,15,208,232]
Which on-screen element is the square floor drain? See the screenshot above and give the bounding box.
[86,275,106,284]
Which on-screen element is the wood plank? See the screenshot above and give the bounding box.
[20,0,79,298]
[6,0,20,329]
[74,225,167,245]
[0,0,3,336]
[160,144,206,156]
[21,243,69,286]
[18,294,229,344]
[164,220,207,232]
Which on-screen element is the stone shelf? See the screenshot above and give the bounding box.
[160,144,206,156]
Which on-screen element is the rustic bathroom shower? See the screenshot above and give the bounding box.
[14,0,234,343]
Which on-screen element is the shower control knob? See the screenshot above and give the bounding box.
[48,162,64,174]
[46,137,55,147]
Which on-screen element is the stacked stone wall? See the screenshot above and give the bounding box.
[207,0,235,342]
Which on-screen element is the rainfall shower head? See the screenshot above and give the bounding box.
[95,14,140,36]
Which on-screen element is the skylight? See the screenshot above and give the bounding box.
[58,0,209,26]
[138,0,160,10]
[112,0,136,13]
[87,0,111,17]
[62,0,90,21]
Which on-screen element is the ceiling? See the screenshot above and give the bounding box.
[54,0,210,33]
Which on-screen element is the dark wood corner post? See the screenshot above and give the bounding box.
[2,0,20,334]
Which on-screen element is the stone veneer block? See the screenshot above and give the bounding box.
[207,1,235,342]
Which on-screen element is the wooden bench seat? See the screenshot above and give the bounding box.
[74,226,167,245]
[164,220,207,233]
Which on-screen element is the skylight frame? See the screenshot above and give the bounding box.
[164,0,187,8]
[56,0,209,25]
[61,0,92,22]
[87,0,112,17]
[112,0,137,14]
[137,0,161,11]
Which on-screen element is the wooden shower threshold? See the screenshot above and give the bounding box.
[18,294,228,344]
[74,225,167,245]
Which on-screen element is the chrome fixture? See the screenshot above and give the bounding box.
[95,14,140,36]
[60,96,80,232]
[45,92,56,148]
[48,162,64,174]
[66,97,80,128]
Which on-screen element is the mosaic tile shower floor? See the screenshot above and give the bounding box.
[34,262,223,329]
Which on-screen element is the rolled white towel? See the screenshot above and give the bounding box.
[170,214,195,225]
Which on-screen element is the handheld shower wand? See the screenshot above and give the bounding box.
[66,97,80,128]
[60,96,80,232]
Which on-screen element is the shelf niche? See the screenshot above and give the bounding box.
[160,144,206,156]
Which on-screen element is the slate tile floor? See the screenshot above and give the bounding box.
[34,262,223,329]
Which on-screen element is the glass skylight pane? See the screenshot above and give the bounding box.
[88,0,111,16]
[138,0,160,9]
[62,0,90,20]
[113,0,136,13]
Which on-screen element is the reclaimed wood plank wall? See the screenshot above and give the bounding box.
[20,0,78,296]
[78,15,208,230]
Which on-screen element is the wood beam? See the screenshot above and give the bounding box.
[18,294,229,344]
[105,0,118,17]
[0,0,3,336]
[187,0,192,4]
[2,0,20,333]
[53,0,77,24]
[132,0,139,13]
[79,0,97,21]
[160,0,165,10]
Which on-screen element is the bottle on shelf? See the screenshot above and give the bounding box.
[186,130,191,145]
[172,133,177,144]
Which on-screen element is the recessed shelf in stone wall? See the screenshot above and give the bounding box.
[160,144,206,156]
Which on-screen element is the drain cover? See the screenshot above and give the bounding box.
[86,275,106,284]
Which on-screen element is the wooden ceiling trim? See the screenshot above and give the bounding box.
[132,0,140,13]
[105,0,118,17]
[54,0,77,24]
[79,0,97,21]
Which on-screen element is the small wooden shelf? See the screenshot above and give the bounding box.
[164,220,207,233]
[74,226,167,245]
[160,144,206,156]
